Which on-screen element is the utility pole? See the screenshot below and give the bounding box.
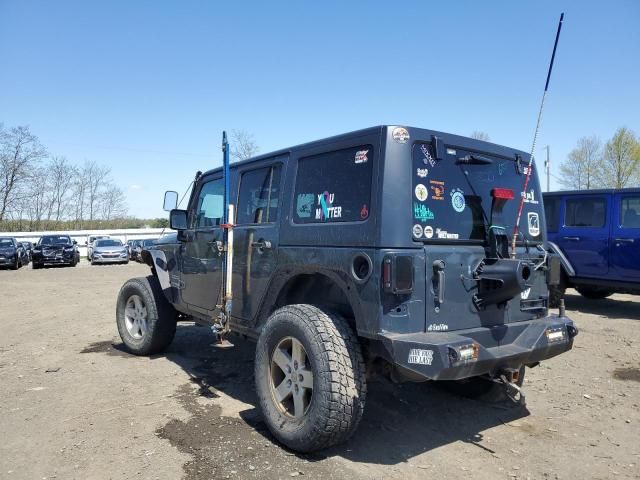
[544,145,550,192]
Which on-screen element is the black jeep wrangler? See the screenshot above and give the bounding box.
[116,126,577,452]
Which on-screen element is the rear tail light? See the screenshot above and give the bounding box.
[491,188,515,200]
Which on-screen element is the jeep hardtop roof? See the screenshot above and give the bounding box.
[544,188,640,197]
[201,125,530,176]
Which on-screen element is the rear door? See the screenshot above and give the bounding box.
[610,192,640,282]
[232,159,284,324]
[556,195,609,278]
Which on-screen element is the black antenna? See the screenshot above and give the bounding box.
[512,13,564,257]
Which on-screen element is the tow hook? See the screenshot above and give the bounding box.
[492,372,526,406]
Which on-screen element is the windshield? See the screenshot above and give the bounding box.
[0,238,15,248]
[96,239,122,247]
[39,236,72,246]
[142,239,155,246]
[411,142,544,243]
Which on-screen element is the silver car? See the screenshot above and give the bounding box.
[90,238,129,265]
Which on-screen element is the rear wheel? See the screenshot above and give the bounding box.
[577,287,613,300]
[116,276,177,355]
[255,305,366,452]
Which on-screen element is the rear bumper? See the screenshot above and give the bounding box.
[378,314,577,381]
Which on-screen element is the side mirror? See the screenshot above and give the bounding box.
[73,240,77,245]
[163,191,179,212]
[170,209,188,230]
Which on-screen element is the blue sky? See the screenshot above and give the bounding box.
[1,0,638,218]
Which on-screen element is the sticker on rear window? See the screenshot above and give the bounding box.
[408,348,434,366]
[424,226,434,239]
[430,180,445,201]
[414,203,434,221]
[450,188,465,213]
[522,188,540,205]
[415,184,428,202]
[416,168,428,178]
[354,150,369,164]
[528,212,540,236]
[412,224,423,237]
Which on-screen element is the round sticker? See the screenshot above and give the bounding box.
[415,184,428,202]
[424,226,434,239]
[412,224,423,237]
[392,127,410,144]
[451,189,465,213]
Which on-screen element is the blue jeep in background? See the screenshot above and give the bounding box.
[544,188,640,305]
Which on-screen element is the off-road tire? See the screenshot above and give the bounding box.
[440,365,526,403]
[576,287,613,300]
[116,276,177,356]
[32,262,42,270]
[548,285,565,308]
[255,304,367,452]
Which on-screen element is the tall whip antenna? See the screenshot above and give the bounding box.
[511,12,564,257]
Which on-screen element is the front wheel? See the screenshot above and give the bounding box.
[255,305,366,452]
[116,276,177,355]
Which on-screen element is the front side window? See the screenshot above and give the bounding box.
[621,196,640,228]
[236,165,282,224]
[293,145,373,224]
[564,198,606,227]
[191,178,224,228]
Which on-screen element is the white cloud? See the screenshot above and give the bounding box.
[129,184,143,191]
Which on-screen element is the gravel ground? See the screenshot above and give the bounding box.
[0,261,638,480]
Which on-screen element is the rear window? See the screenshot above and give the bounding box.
[564,198,606,227]
[544,197,560,232]
[237,165,282,224]
[411,142,544,242]
[293,145,373,224]
[621,196,640,228]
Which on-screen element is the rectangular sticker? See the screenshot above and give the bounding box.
[408,349,434,366]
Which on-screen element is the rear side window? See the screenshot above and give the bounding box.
[191,178,224,228]
[564,197,606,227]
[237,165,282,224]
[621,196,640,228]
[293,145,373,224]
[544,197,560,232]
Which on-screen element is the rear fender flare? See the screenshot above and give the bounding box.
[547,241,575,278]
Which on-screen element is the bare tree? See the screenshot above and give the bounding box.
[230,130,259,161]
[84,160,111,221]
[471,131,491,142]
[558,136,601,190]
[100,183,128,220]
[44,156,78,223]
[596,127,640,189]
[25,166,50,230]
[0,125,47,221]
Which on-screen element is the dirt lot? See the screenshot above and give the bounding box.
[1,262,639,480]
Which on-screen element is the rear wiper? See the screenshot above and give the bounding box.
[456,154,493,165]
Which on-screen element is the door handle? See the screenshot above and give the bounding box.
[251,239,272,250]
[614,238,635,243]
[432,260,445,305]
[563,236,580,241]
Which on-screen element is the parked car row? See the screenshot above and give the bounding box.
[1,234,165,270]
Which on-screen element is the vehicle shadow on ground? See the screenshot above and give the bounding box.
[138,323,529,466]
[564,291,640,321]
